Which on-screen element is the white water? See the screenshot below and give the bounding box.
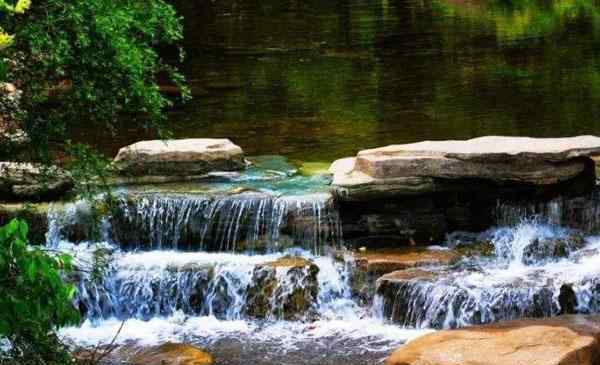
[54,237,426,361]
[379,220,600,328]
[47,192,600,363]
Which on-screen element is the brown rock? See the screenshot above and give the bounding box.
[355,248,460,276]
[130,343,213,365]
[331,136,600,200]
[377,268,439,283]
[386,315,600,365]
[113,138,245,177]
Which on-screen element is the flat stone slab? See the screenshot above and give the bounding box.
[0,162,73,201]
[331,136,600,200]
[113,138,245,177]
[386,315,600,365]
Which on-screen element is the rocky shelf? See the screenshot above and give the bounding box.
[331,136,600,244]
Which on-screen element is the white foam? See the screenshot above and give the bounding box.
[60,314,430,352]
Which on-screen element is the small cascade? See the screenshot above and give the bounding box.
[377,221,600,329]
[495,187,600,233]
[71,248,357,323]
[108,192,342,253]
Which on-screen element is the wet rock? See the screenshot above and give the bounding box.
[386,315,600,365]
[113,138,246,177]
[349,247,461,305]
[246,256,319,320]
[355,247,461,275]
[522,233,586,264]
[331,136,600,201]
[559,284,578,315]
[0,162,73,201]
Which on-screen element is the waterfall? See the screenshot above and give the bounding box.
[108,192,342,253]
[495,187,600,233]
[71,248,360,323]
[377,221,600,329]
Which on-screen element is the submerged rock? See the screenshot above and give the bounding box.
[246,256,319,320]
[129,343,213,365]
[331,136,600,201]
[113,138,246,178]
[0,162,73,201]
[386,315,600,365]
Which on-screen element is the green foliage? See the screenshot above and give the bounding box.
[2,0,189,162]
[0,218,79,364]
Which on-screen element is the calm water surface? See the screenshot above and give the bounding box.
[82,0,600,163]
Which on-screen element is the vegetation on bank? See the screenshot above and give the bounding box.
[0,219,79,364]
[0,0,189,189]
[0,0,188,362]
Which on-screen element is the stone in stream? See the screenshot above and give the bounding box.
[76,343,214,365]
[113,138,246,179]
[331,136,600,200]
[331,136,600,245]
[385,315,600,365]
[0,162,73,201]
[129,343,213,365]
[350,247,461,304]
[354,247,461,275]
[245,256,320,320]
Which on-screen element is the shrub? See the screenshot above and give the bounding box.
[0,218,79,364]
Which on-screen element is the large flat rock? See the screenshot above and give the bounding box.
[331,136,600,200]
[113,138,245,177]
[386,315,600,365]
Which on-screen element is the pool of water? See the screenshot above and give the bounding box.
[71,0,600,163]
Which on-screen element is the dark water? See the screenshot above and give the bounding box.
[81,0,600,162]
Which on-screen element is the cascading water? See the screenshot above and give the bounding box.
[108,192,342,253]
[46,157,600,364]
[49,188,422,364]
[377,219,600,329]
[495,187,600,233]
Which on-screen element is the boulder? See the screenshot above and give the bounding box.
[331,136,600,201]
[0,162,73,201]
[129,343,213,365]
[386,315,600,365]
[113,138,246,177]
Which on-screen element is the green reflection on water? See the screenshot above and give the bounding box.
[72,0,600,166]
